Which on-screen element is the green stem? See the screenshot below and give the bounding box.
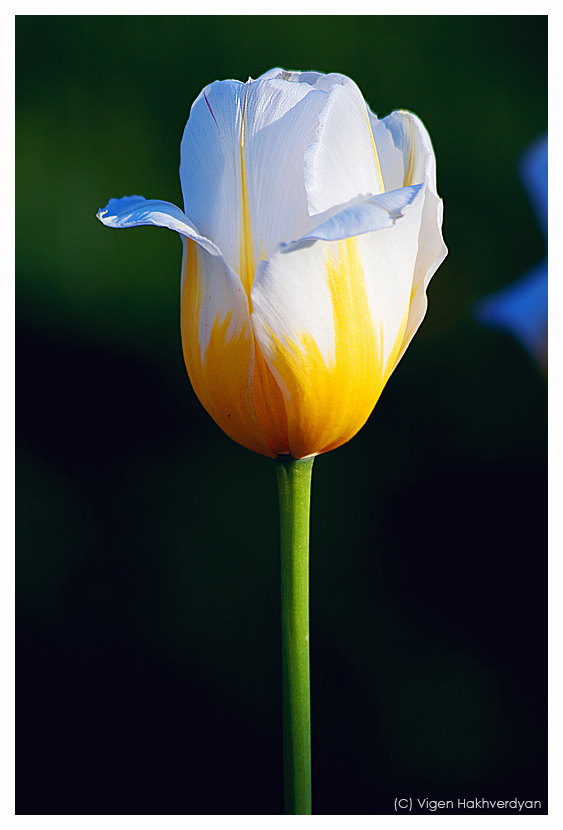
[275,455,314,815]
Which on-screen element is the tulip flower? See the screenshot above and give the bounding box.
[97,68,447,814]
[97,68,447,460]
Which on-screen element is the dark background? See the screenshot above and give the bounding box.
[16,15,547,816]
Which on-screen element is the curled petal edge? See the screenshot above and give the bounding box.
[97,195,222,258]
[278,184,424,253]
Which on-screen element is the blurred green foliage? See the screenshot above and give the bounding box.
[17,15,547,816]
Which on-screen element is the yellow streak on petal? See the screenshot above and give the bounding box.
[180,238,274,457]
[264,238,410,458]
[363,110,385,194]
[239,86,256,305]
[237,87,290,455]
[402,115,416,187]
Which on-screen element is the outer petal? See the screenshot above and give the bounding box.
[280,184,423,252]
[370,110,448,360]
[251,188,425,459]
[180,237,274,457]
[180,77,327,290]
[96,195,221,257]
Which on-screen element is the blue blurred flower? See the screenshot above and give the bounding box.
[475,133,547,368]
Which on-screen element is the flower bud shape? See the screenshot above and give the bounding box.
[97,68,447,458]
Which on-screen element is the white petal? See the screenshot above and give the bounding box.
[355,189,425,369]
[370,116,406,193]
[370,109,448,358]
[180,77,327,285]
[180,80,245,276]
[96,195,221,257]
[280,184,423,252]
[258,67,360,93]
[374,109,438,191]
[399,184,447,359]
[252,70,388,229]
[252,240,337,371]
[242,79,326,258]
[304,82,385,223]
